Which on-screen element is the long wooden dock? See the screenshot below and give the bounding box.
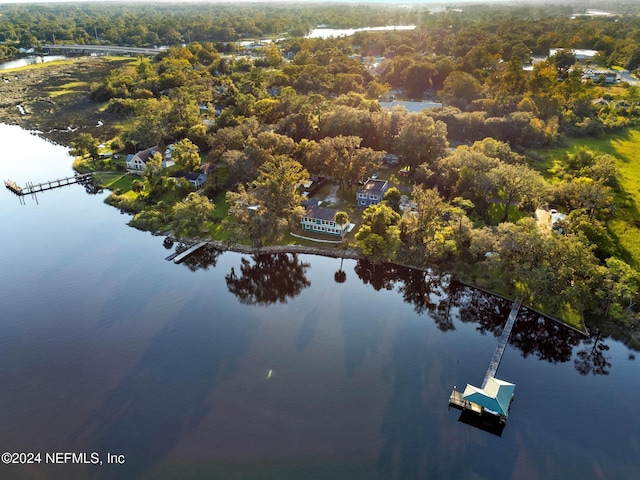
[173,241,208,264]
[5,173,93,196]
[448,297,522,433]
[482,297,522,388]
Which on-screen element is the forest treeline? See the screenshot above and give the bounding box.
[9,2,640,342]
[3,1,640,69]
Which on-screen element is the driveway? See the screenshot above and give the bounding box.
[535,208,551,231]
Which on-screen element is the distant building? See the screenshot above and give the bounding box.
[378,100,443,112]
[356,179,388,207]
[549,209,568,233]
[549,48,599,61]
[582,68,619,84]
[199,162,217,175]
[383,154,399,165]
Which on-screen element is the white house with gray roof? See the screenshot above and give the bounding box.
[356,179,388,207]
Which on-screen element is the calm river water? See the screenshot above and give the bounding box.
[0,56,68,71]
[0,123,639,480]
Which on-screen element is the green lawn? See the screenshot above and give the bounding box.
[525,149,563,181]
[97,172,136,192]
[208,193,233,241]
[486,202,528,226]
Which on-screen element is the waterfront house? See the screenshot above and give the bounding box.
[125,146,175,175]
[172,171,207,189]
[301,205,348,236]
[356,179,388,207]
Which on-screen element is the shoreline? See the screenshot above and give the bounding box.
[171,235,588,334]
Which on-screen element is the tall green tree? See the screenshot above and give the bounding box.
[383,187,402,213]
[130,97,172,147]
[490,162,545,222]
[355,203,401,263]
[172,138,201,172]
[143,152,164,188]
[438,71,482,110]
[226,155,308,245]
[601,258,640,318]
[334,211,349,238]
[309,135,382,190]
[395,113,448,169]
[70,133,100,161]
[172,192,216,237]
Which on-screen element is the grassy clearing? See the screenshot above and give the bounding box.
[486,202,528,225]
[528,127,640,266]
[525,149,561,181]
[97,172,135,192]
[589,84,628,99]
[565,130,640,265]
[209,193,232,241]
[48,81,89,97]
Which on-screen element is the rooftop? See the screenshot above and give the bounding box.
[305,205,339,222]
[358,179,387,193]
[462,377,515,418]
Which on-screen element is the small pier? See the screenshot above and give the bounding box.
[5,173,93,196]
[449,297,522,433]
[449,390,482,414]
[173,241,208,264]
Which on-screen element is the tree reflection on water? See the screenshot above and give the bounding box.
[225,253,311,305]
[574,330,612,375]
[182,244,222,271]
[353,259,592,366]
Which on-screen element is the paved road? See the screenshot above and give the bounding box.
[618,70,638,86]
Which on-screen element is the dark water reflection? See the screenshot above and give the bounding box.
[574,330,612,375]
[180,244,221,272]
[225,253,311,305]
[353,259,585,367]
[186,248,613,376]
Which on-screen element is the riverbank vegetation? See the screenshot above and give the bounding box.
[3,1,640,346]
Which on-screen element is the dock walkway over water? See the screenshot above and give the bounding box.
[5,173,93,196]
[172,241,208,264]
[448,297,522,430]
[482,297,522,388]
